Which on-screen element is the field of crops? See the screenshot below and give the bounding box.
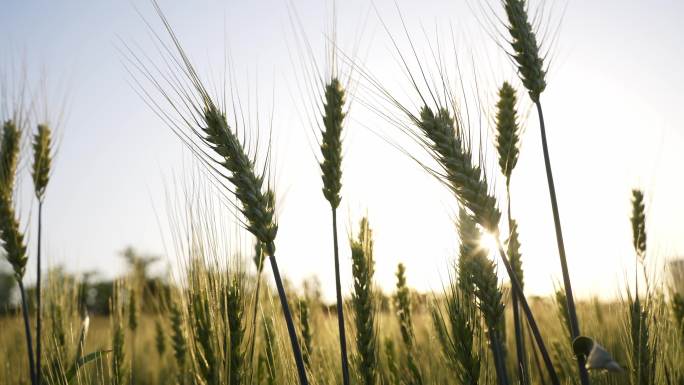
[1,1,684,385]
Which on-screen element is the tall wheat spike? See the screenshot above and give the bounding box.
[502,2,588,382]
[319,76,351,385]
[0,120,36,385]
[629,189,654,385]
[31,123,52,385]
[494,82,529,385]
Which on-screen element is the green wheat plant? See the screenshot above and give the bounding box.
[31,122,53,385]
[494,81,529,385]
[319,76,352,385]
[394,263,423,385]
[627,189,655,385]
[351,217,378,385]
[0,119,36,385]
[499,2,589,382]
[126,4,309,383]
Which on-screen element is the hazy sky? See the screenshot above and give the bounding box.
[2,0,683,302]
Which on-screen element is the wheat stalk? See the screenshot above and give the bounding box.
[319,77,351,385]
[494,81,529,385]
[628,188,655,385]
[0,119,37,385]
[502,2,588,382]
[128,5,309,383]
[31,122,52,385]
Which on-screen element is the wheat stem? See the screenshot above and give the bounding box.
[268,254,309,384]
[36,201,43,385]
[19,280,37,385]
[496,241,560,385]
[332,208,351,385]
[32,123,52,385]
[535,101,589,384]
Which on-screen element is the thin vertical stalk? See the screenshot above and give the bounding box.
[507,185,529,385]
[496,243,560,385]
[332,209,350,385]
[19,280,37,385]
[268,254,309,385]
[535,101,589,384]
[35,201,43,385]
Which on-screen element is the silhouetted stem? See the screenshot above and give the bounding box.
[19,280,37,385]
[507,184,529,385]
[36,201,43,385]
[496,242,559,385]
[332,209,351,385]
[535,100,590,385]
[268,254,309,385]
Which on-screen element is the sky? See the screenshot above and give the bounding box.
[1,0,683,302]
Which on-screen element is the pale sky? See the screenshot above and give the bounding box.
[2,0,683,302]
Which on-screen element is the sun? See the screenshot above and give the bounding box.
[480,232,499,253]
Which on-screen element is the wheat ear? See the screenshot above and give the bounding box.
[319,77,351,385]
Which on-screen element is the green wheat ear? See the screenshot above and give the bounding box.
[495,82,521,182]
[504,0,546,102]
[418,106,501,233]
[203,106,278,255]
[32,123,52,200]
[320,77,345,209]
[0,120,27,280]
[631,189,647,261]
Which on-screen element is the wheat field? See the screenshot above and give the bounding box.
[1,1,684,385]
